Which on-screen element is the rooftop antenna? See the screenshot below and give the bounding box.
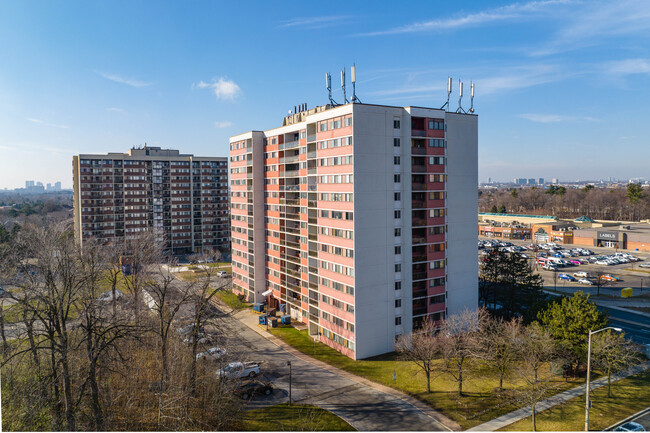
[440,77,452,111]
[326,72,338,106]
[468,82,475,114]
[457,80,466,113]
[351,64,361,103]
[341,69,349,104]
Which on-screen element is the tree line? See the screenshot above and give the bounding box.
[479,183,648,221]
[0,222,245,431]
[397,295,640,431]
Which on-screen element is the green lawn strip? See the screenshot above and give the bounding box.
[215,290,249,310]
[240,403,355,431]
[499,370,650,431]
[269,327,582,430]
[1,304,23,324]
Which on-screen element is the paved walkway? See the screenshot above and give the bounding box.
[230,304,460,431]
[467,361,650,431]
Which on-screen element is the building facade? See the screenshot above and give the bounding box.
[230,103,478,359]
[73,147,229,255]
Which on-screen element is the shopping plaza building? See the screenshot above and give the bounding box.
[230,103,478,359]
[73,147,229,255]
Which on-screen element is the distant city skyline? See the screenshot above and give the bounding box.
[2,0,650,188]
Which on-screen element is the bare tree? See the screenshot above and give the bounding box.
[438,308,488,397]
[476,316,523,391]
[591,330,639,398]
[395,317,440,392]
[515,322,558,431]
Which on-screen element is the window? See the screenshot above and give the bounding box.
[394,174,401,183]
[393,138,401,147]
[429,139,445,148]
[344,117,352,127]
[319,123,327,132]
[394,192,401,201]
[394,246,401,254]
[395,299,402,308]
[394,210,401,219]
[429,156,445,165]
[395,316,402,326]
[394,228,401,237]
[394,119,401,129]
[394,156,401,165]
[395,281,402,290]
[428,120,444,130]
[429,294,445,304]
[395,264,401,272]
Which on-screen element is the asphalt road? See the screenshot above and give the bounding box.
[205,305,448,431]
[601,307,650,346]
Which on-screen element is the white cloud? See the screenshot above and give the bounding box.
[195,78,242,100]
[359,0,570,36]
[214,120,233,128]
[518,113,599,123]
[603,58,650,76]
[278,15,352,29]
[96,71,152,88]
[27,118,69,129]
[106,107,127,114]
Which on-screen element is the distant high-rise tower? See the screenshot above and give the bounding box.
[538,178,544,185]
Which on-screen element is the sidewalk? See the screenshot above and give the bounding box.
[229,304,460,431]
[467,361,650,431]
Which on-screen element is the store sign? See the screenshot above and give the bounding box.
[597,231,617,240]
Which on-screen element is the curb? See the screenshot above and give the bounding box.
[605,406,650,431]
[234,308,460,432]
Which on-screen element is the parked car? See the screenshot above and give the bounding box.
[235,379,274,400]
[574,271,590,278]
[558,274,576,281]
[217,271,228,277]
[216,361,261,379]
[600,274,621,282]
[639,262,650,269]
[614,422,645,432]
[542,264,558,271]
[578,278,594,285]
[196,347,227,361]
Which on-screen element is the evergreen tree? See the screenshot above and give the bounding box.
[479,248,546,322]
[537,291,608,369]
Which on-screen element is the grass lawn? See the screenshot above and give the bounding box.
[269,327,583,430]
[240,403,355,431]
[215,290,249,310]
[500,370,650,431]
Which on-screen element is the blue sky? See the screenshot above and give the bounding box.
[1,0,649,188]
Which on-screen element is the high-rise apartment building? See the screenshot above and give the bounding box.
[73,147,229,255]
[230,103,477,359]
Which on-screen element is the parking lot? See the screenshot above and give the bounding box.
[479,237,650,297]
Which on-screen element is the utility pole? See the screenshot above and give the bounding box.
[287,360,292,406]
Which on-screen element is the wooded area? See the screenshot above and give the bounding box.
[479,184,648,221]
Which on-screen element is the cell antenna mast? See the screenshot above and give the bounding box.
[326,72,338,106]
[351,64,361,103]
[457,80,466,114]
[468,82,475,114]
[341,69,349,104]
[440,77,452,111]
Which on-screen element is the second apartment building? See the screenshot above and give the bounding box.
[230,103,477,359]
[73,147,229,255]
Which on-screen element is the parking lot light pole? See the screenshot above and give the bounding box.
[585,326,623,431]
[287,361,292,406]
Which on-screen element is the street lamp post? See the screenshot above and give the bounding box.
[287,360,292,406]
[585,326,623,431]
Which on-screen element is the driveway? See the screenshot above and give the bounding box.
[207,304,450,432]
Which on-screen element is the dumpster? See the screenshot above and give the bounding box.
[621,287,633,298]
[281,315,291,325]
[258,315,268,325]
[253,303,264,312]
[270,317,278,328]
